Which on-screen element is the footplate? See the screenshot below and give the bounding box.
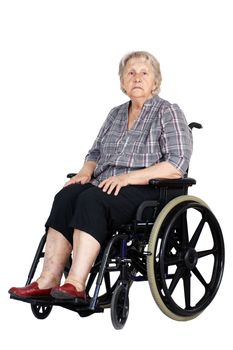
[9,293,104,314]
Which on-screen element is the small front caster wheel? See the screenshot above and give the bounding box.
[111,283,129,330]
[31,303,53,319]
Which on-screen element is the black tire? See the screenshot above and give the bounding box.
[31,303,53,319]
[111,283,129,329]
[147,195,224,321]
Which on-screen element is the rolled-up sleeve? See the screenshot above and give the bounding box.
[159,103,193,175]
[84,108,116,163]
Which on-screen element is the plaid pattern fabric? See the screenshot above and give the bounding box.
[85,95,193,186]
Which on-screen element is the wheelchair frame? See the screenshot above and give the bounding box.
[9,123,225,329]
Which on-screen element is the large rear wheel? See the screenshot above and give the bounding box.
[147,195,224,321]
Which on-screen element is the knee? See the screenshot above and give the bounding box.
[53,185,75,206]
[76,187,105,211]
[54,187,68,203]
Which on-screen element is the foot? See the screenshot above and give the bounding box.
[8,282,54,298]
[51,283,86,301]
[36,275,60,289]
[64,278,85,292]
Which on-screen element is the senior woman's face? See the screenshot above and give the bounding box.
[121,57,156,101]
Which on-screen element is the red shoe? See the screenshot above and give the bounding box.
[51,283,86,301]
[8,282,52,298]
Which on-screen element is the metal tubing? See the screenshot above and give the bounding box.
[89,233,128,310]
[25,234,47,285]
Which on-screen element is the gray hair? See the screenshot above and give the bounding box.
[119,51,162,95]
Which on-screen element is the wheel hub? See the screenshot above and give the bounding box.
[184,248,198,270]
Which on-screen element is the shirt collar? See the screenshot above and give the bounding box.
[124,94,161,112]
[143,94,161,107]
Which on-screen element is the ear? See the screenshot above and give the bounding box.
[120,78,127,94]
[151,80,157,94]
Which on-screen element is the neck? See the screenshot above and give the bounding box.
[130,95,153,110]
[130,99,144,111]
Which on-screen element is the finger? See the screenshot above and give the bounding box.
[102,183,110,192]
[114,184,121,196]
[98,179,108,188]
[63,180,72,187]
[107,182,117,195]
[101,180,112,192]
[64,178,77,187]
[104,180,116,193]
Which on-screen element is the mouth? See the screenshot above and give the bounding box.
[132,86,143,90]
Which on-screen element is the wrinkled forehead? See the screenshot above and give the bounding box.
[124,56,152,71]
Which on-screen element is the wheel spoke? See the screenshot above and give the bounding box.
[197,248,215,258]
[192,267,208,288]
[189,217,206,248]
[181,214,189,248]
[164,256,182,266]
[183,272,191,308]
[168,267,186,295]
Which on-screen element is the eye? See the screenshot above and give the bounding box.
[128,71,134,76]
[142,71,148,75]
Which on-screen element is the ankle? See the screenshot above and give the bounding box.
[37,273,61,289]
[65,278,85,292]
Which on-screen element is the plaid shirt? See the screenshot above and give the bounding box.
[85,95,193,186]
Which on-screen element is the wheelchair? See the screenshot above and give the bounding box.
[9,122,225,329]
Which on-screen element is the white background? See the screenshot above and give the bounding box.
[0,0,232,348]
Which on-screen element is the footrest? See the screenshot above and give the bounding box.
[9,293,104,313]
[10,294,53,304]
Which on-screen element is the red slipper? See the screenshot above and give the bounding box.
[51,283,86,300]
[9,282,52,298]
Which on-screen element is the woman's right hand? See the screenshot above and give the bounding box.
[63,173,91,187]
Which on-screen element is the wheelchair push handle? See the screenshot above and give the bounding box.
[188,122,203,130]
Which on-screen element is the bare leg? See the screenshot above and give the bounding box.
[37,228,72,289]
[65,229,101,291]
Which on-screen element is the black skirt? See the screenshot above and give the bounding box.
[45,183,159,246]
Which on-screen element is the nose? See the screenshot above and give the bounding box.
[134,73,141,82]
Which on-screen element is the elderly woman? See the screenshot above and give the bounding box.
[9,51,192,301]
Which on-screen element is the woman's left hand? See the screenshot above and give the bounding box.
[98,174,130,196]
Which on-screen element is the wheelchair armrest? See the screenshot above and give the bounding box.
[67,173,77,178]
[149,177,196,188]
[67,174,196,188]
